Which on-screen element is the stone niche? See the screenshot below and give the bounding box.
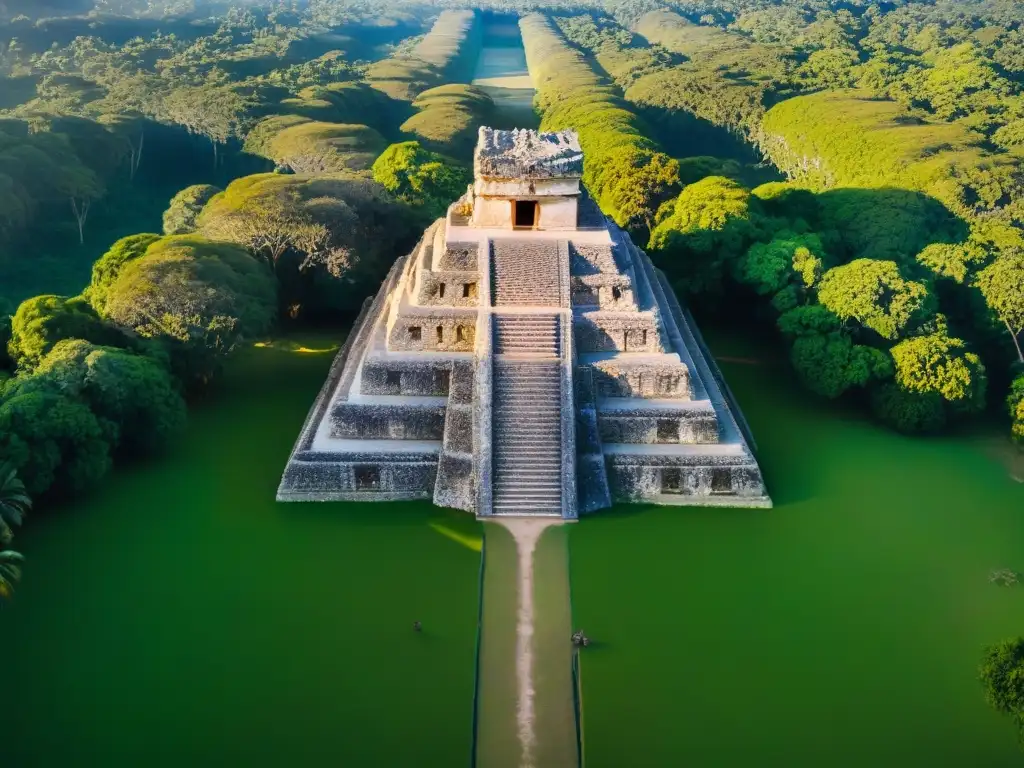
[574,313,665,354]
[360,360,453,397]
[389,313,477,352]
[587,360,691,400]
[571,274,635,310]
[606,460,766,501]
[598,409,720,445]
[329,404,446,440]
[417,269,481,307]
[280,456,438,498]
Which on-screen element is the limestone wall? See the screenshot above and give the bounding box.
[605,456,767,504]
[597,408,719,444]
[434,361,477,511]
[587,359,691,399]
[571,274,636,310]
[440,242,479,271]
[471,195,578,230]
[389,312,477,352]
[280,455,438,501]
[574,312,665,353]
[329,404,446,440]
[416,269,481,307]
[360,359,454,397]
[474,177,580,197]
[539,197,578,230]
[573,367,612,513]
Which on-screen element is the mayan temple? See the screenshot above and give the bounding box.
[278,127,771,515]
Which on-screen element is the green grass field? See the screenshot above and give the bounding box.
[569,332,1024,767]
[569,331,1024,768]
[0,337,482,767]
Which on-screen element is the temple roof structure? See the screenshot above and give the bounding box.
[474,127,583,180]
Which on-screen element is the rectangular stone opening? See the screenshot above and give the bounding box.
[436,326,444,344]
[408,326,421,341]
[385,370,401,388]
[513,200,538,228]
[438,283,446,299]
[612,286,622,301]
[656,375,676,395]
[662,468,682,494]
[435,369,451,395]
[711,468,733,494]
[354,465,380,491]
[456,325,473,344]
[657,419,679,443]
[463,282,477,299]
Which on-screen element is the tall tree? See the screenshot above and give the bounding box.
[161,85,248,167]
[974,251,1024,363]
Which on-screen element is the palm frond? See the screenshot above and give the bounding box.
[0,462,31,528]
[0,549,25,599]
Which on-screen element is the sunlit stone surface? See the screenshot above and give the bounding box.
[278,127,771,515]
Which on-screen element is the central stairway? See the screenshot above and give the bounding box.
[494,314,560,357]
[492,361,563,516]
[491,239,561,306]
[491,311,564,516]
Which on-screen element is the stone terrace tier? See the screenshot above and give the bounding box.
[277,127,771,514]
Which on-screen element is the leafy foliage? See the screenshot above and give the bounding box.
[890,331,987,409]
[98,235,277,384]
[8,294,132,371]
[649,176,755,295]
[163,184,222,235]
[15,339,187,456]
[372,141,470,220]
[979,638,1024,741]
[817,259,933,341]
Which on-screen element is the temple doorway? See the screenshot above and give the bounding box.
[513,200,538,228]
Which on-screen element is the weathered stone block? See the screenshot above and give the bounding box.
[440,242,479,271]
[388,313,477,352]
[329,404,446,440]
[443,407,474,454]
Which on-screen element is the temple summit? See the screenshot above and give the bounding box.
[277,127,771,516]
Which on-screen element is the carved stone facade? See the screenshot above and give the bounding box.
[278,127,771,514]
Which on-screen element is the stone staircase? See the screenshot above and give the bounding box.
[491,239,561,306]
[493,314,560,357]
[492,361,563,516]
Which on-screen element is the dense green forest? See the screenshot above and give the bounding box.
[0,0,1022,595]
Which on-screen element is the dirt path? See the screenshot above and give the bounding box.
[498,518,559,766]
[477,517,577,768]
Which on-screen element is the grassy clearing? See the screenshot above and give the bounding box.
[0,336,481,767]
[475,522,521,768]
[569,329,1024,768]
